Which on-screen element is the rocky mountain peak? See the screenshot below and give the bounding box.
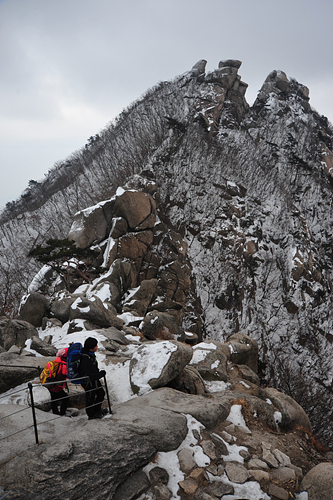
[1,58,333,488]
[186,59,249,133]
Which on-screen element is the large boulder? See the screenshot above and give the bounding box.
[166,365,206,395]
[122,279,158,316]
[113,398,189,452]
[189,340,228,381]
[18,292,49,327]
[92,259,132,307]
[190,59,207,77]
[219,59,242,69]
[300,462,333,500]
[97,327,130,346]
[140,310,185,341]
[50,293,83,324]
[263,387,312,432]
[224,332,258,373]
[69,296,124,329]
[67,199,115,249]
[30,336,57,357]
[129,340,193,395]
[121,387,230,430]
[113,190,156,230]
[117,230,154,286]
[0,406,157,500]
[0,352,53,393]
[0,318,38,351]
[227,363,260,386]
[113,470,149,500]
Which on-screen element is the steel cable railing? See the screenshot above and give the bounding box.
[0,375,112,445]
[0,385,35,400]
[0,405,32,421]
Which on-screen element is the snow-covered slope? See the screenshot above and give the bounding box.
[1,59,333,445]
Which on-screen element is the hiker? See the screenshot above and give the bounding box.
[47,348,69,416]
[78,337,108,420]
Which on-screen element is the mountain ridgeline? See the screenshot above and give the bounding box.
[1,59,333,445]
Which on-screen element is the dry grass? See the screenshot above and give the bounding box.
[295,425,329,453]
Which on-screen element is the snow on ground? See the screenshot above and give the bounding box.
[206,471,270,500]
[226,404,251,432]
[130,341,177,395]
[204,380,230,392]
[210,433,247,464]
[1,323,312,499]
[274,410,283,428]
[0,321,138,408]
[143,414,209,499]
[143,414,273,500]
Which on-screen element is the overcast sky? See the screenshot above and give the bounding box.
[1,0,332,209]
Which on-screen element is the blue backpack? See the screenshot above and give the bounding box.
[66,342,84,384]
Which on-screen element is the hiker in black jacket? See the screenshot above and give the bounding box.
[79,337,108,419]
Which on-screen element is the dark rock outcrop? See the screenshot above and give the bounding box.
[0,318,38,351]
[0,352,50,393]
[29,336,57,357]
[18,292,49,327]
[189,340,228,381]
[140,310,186,341]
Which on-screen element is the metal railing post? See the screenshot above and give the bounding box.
[28,383,39,445]
[103,375,112,415]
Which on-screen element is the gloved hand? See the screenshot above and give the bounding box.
[99,370,106,378]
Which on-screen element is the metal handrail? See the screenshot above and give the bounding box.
[0,376,112,445]
[0,364,42,369]
[39,375,89,387]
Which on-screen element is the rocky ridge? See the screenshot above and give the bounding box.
[1,181,333,498]
[1,57,333,496]
[1,335,332,500]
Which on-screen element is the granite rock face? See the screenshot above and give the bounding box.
[1,58,333,455]
[301,462,333,500]
[0,318,38,351]
[129,340,193,394]
[0,386,331,500]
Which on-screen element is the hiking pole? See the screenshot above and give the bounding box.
[103,374,112,415]
[28,383,39,445]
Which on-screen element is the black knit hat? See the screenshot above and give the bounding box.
[84,337,98,350]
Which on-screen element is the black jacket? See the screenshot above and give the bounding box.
[79,349,105,381]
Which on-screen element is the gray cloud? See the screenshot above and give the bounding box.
[1,0,332,207]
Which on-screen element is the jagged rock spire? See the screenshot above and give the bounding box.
[190,59,207,77]
[256,69,310,103]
